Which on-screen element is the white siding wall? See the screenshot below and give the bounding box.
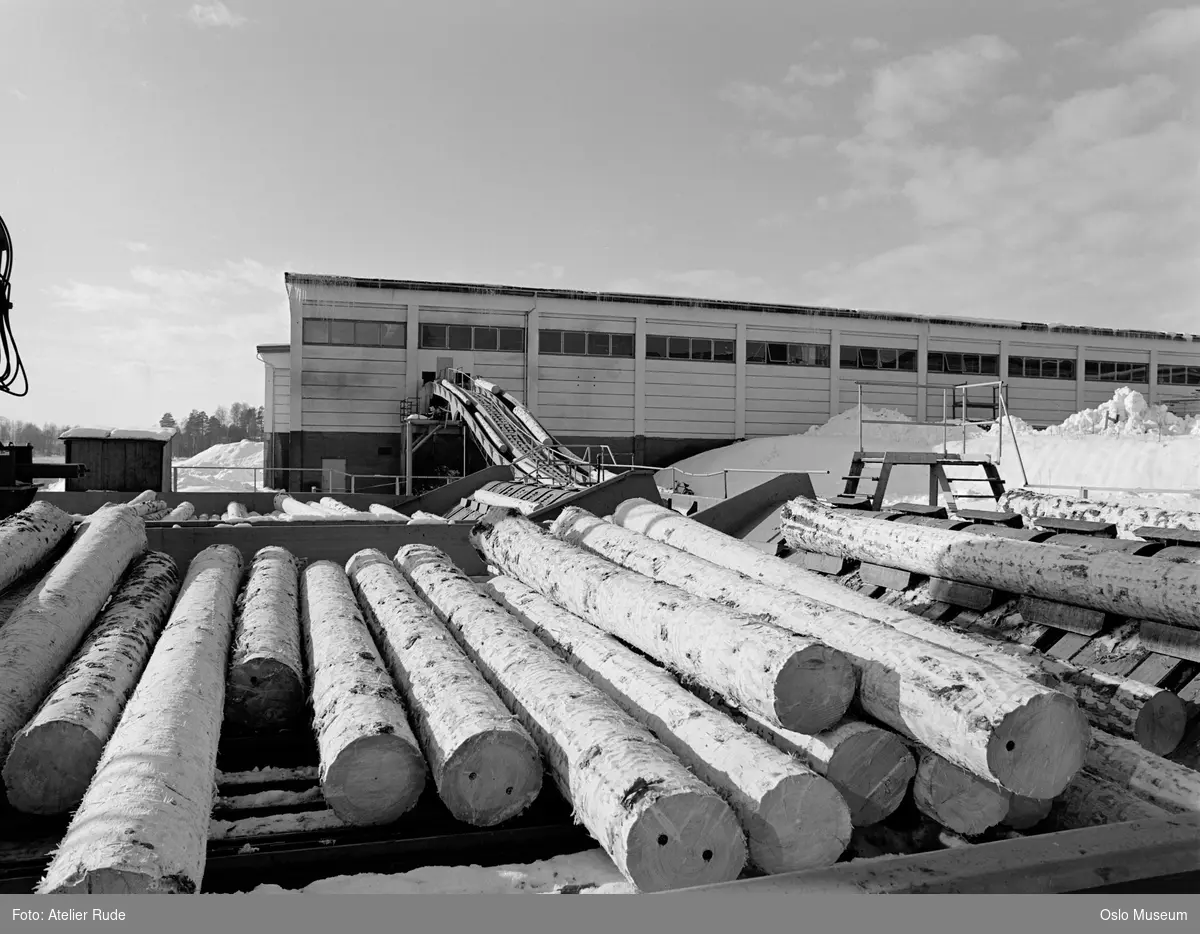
[743,326,832,437]
[644,359,736,439]
[924,338,1003,421]
[272,369,291,432]
[300,345,408,432]
[838,332,919,419]
[535,358,636,437]
[1005,341,1079,425]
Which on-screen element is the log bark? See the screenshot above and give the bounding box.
[273,494,327,518]
[38,545,243,894]
[3,552,181,814]
[1000,487,1200,541]
[395,543,747,892]
[367,504,410,522]
[552,507,1090,799]
[300,561,427,826]
[346,549,542,827]
[781,496,1200,630]
[224,546,306,734]
[222,502,249,521]
[163,503,195,522]
[1050,768,1173,830]
[472,489,539,515]
[485,575,852,873]
[476,510,856,734]
[911,746,1012,836]
[1084,729,1200,814]
[612,498,1052,686]
[689,692,914,828]
[0,506,148,766]
[0,501,75,594]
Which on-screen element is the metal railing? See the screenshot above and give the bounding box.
[1022,482,1200,499]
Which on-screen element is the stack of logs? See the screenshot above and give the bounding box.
[2,489,1198,896]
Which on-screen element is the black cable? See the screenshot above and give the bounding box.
[0,214,29,397]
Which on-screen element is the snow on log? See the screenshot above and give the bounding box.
[553,507,1089,799]
[38,544,243,894]
[1084,730,1200,814]
[612,498,1051,686]
[485,575,852,873]
[781,496,1200,630]
[224,547,305,734]
[368,504,410,522]
[1000,487,1200,541]
[346,549,541,827]
[1051,769,1173,829]
[472,489,539,516]
[1002,794,1054,830]
[3,552,181,815]
[163,503,195,522]
[480,509,856,735]
[395,544,747,892]
[0,501,75,594]
[911,747,1012,836]
[0,506,148,766]
[300,561,426,826]
[222,502,249,522]
[718,707,915,828]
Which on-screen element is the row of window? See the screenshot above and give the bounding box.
[302,318,406,348]
[302,318,1195,387]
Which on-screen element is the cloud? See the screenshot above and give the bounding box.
[783,63,846,88]
[859,35,1019,140]
[606,269,783,303]
[8,89,28,102]
[851,37,887,53]
[1114,6,1200,65]
[122,241,150,253]
[718,81,813,121]
[755,212,795,230]
[745,129,826,158]
[515,262,566,285]
[186,2,246,29]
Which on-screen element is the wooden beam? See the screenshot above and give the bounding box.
[1033,517,1118,538]
[1140,621,1200,664]
[1017,595,1109,636]
[859,563,918,592]
[927,577,994,611]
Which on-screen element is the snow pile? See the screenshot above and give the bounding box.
[1049,387,1200,437]
[59,426,177,441]
[173,440,269,493]
[246,848,634,895]
[804,405,910,437]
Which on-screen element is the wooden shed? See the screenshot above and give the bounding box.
[58,427,176,493]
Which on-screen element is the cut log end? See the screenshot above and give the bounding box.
[44,868,196,895]
[826,728,916,827]
[624,790,747,893]
[322,734,427,826]
[774,646,857,735]
[1135,691,1189,757]
[2,721,105,815]
[988,691,1091,798]
[748,774,852,875]
[224,657,306,733]
[439,728,543,827]
[1002,794,1054,830]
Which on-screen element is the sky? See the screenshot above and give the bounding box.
[1,0,1197,427]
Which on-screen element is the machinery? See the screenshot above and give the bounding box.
[0,214,89,518]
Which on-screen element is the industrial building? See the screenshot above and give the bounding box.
[258,273,1200,488]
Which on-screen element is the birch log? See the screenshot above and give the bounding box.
[0,501,75,593]
[224,546,305,734]
[549,507,1090,799]
[472,489,539,516]
[1084,730,1200,814]
[781,496,1200,630]
[395,544,747,892]
[346,549,541,827]
[485,575,852,873]
[222,502,249,522]
[163,503,195,522]
[1051,769,1173,830]
[1002,794,1054,830]
[368,504,410,522]
[273,494,327,518]
[301,561,427,826]
[471,511,855,734]
[3,552,181,814]
[38,545,243,894]
[0,506,148,766]
[999,488,1200,541]
[911,747,1012,836]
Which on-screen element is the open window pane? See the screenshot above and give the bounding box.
[713,339,735,362]
[746,341,767,364]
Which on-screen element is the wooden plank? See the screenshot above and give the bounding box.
[1032,517,1117,538]
[1045,632,1094,661]
[1134,526,1200,547]
[1069,621,1142,672]
[796,551,851,575]
[927,577,995,612]
[1016,595,1109,636]
[917,600,958,623]
[1139,620,1200,664]
[962,525,1054,543]
[891,515,972,532]
[859,562,919,591]
[1127,653,1190,689]
[953,509,1022,527]
[1043,534,1163,557]
[889,503,948,519]
[673,814,1200,895]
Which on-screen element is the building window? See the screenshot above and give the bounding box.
[418,324,526,352]
[303,318,407,348]
[539,328,635,358]
[839,345,917,372]
[646,334,736,363]
[1008,356,1076,380]
[745,341,830,367]
[1158,365,1200,386]
[927,352,1000,376]
[1085,360,1149,383]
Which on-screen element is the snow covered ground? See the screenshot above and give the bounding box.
[174,440,271,493]
[245,848,635,895]
[659,388,1200,510]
